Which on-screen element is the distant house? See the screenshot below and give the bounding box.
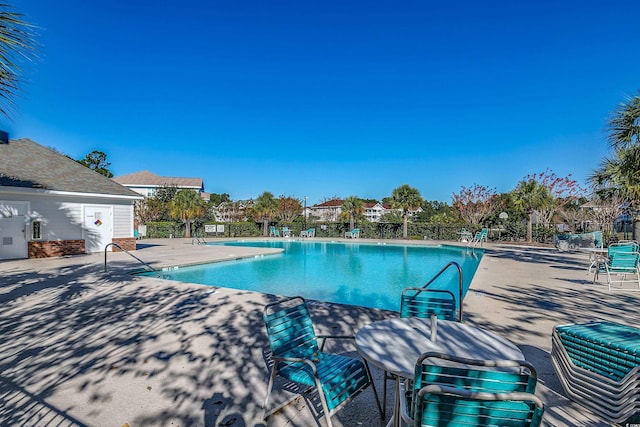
[309,199,423,223]
[364,202,390,222]
[0,137,142,259]
[112,170,208,200]
[213,199,254,222]
[309,199,344,222]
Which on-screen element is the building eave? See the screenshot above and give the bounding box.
[0,186,144,201]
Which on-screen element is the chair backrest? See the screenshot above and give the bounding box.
[263,296,319,359]
[412,352,541,426]
[400,288,457,321]
[593,231,603,248]
[308,228,316,237]
[415,385,544,427]
[608,246,640,270]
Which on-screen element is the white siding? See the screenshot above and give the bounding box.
[0,191,136,241]
[17,197,84,241]
[113,204,133,237]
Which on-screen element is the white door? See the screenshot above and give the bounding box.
[83,206,112,253]
[0,215,28,259]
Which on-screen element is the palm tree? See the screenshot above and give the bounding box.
[608,92,640,151]
[342,196,364,231]
[0,4,37,119]
[252,192,278,236]
[390,184,423,238]
[511,179,553,243]
[590,91,640,239]
[168,190,206,238]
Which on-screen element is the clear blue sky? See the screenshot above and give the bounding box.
[6,0,640,205]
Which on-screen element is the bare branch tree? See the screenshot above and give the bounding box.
[452,184,498,225]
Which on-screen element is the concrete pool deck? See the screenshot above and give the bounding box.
[1,237,636,426]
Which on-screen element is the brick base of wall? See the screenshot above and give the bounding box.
[28,240,86,258]
[112,238,136,252]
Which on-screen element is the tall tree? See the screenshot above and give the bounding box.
[417,200,460,223]
[0,4,36,119]
[168,189,206,238]
[342,196,364,231]
[511,179,553,242]
[208,193,231,206]
[252,192,278,236]
[277,195,302,222]
[526,169,583,227]
[390,184,423,238]
[608,91,640,151]
[77,150,113,177]
[452,184,499,225]
[590,91,640,239]
[134,198,164,223]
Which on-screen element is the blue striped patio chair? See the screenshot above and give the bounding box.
[400,352,544,427]
[594,243,640,291]
[262,296,382,427]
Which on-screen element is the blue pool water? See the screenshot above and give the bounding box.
[149,241,483,312]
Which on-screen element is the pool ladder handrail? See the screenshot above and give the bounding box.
[418,261,464,322]
[104,242,161,276]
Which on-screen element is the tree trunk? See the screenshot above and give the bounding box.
[403,214,408,238]
[185,219,192,238]
[263,218,269,236]
[527,212,533,242]
[633,218,640,242]
[350,214,354,231]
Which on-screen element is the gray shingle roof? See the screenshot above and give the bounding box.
[0,138,141,198]
[113,170,204,189]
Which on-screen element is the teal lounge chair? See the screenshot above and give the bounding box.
[458,228,473,242]
[262,296,382,427]
[268,226,280,237]
[344,228,359,238]
[469,228,488,247]
[281,226,292,237]
[400,352,543,427]
[300,227,315,238]
[594,243,640,291]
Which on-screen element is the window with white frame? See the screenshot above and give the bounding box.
[32,221,42,240]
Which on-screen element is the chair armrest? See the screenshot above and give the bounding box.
[272,355,318,375]
[316,334,355,351]
[418,385,544,409]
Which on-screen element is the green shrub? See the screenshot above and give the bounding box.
[146,221,183,238]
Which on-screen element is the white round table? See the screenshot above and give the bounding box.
[355,317,524,426]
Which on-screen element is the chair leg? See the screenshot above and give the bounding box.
[263,365,278,419]
[314,377,334,427]
[382,371,388,419]
[363,359,383,419]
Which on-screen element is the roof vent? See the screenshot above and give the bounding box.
[0,130,8,144]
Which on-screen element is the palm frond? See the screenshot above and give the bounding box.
[608,92,640,151]
[0,3,37,119]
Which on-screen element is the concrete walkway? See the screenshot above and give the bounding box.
[0,238,635,426]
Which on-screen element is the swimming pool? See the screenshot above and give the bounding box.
[148,241,483,312]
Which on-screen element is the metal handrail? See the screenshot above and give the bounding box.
[104,242,160,276]
[417,261,464,322]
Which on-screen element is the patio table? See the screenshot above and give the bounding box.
[355,317,524,427]
[580,247,608,274]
